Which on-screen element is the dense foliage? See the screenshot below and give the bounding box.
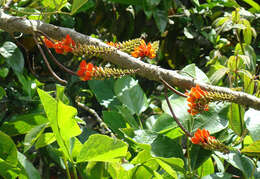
[0,0,260,178]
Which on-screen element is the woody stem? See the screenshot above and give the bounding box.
[163,87,192,137]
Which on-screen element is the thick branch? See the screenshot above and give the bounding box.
[1,9,260,110]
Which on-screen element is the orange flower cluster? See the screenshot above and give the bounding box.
[43,34,76,54]
[131,40,156,59]
[185,85,209,115]
[106,42,120,48]
[77,60,94,81]
[191,128,215,145]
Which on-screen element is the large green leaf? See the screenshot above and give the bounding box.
[103,111,127,137]
[242,0,260,11]
[0,42,24,73]
[0,131,18,166]
[245,108,260,141]
[180,64,210,83]
[0,158,20,179]
[197,157,214,177]
[57,100,81,141]
[193,102,230,134]
[228,103,244,136]
[114,76,148,114]
[71,0,89,15]
[216,151,254,178]
[77,134,128,162]
[37,88,72,159]
[155,158,177,178]
[0,113,47,136]
[190,145,212,170]
[241,140,260,157]
[151,135,184,159]
[88,79,121,108]
[145,114,177,133]
[201,173,232,179]
[18,152,40,179]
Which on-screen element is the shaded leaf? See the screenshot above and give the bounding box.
[245,108,260,141]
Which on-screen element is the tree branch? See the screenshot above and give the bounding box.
[1,9,260,110]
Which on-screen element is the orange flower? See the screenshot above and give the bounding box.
[43,34,75,54]
[43,37,54,48]
[186,85,209,115]
[77,60,94,81]
[131,40,156,59]
[106,41,120,48]
[191,128,215,145]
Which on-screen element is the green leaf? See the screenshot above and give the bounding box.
[216,151,254,178]
[0,131,18,166]
[193,102,230,134]
[209,67,229,85]
[153,9,168,33]
[108,162,131,179]
[35,132,56,149]
[56,84,69,104]
[241,140,260,157]
[155,158,177,178]
[242,0,260,11]
[77,134,128,162]
[0,113,48,136]
[71,0,89,15]
[57,100,81,141]
[0,158,20,179]
[0,86,6,100]
[190,145,212,170]
[114,76,148,115]
[198,157,214,177]
[37,88,71,159]
[131,148,152,164]
[23,123,47,152]
[41,0,67,10]
[145,113,177,133]
[180,64,210,83]
[0,42,24,73]
[245,108,260,141]
[17,152,40,179]
[228,103,245,136]
[117,106,139,128]
[0,67,9,78]
[243,44,256,72]
[238,69,254,94]
[156,157,184,173]
[88,79,121,108]
[151,135,184,159]
[103,111,127,137]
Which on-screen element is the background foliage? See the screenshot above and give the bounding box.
[0,0,260,178]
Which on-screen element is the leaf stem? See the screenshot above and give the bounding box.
[63,156,71,179]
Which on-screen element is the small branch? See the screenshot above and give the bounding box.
[1,9,260,110]
[160,77,187,98]
[32,35,67,85]
[163,87,192,137]
[37,32,78,76]
[76,101,115,138]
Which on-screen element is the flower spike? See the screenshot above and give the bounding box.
[77,60,138,81]
[131,40,157,59]
[191,128,229,153]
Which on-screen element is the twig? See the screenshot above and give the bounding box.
[32,35,67,85]
[76,101,116,138]
[36,32,78,76]
[160,77,187,98]
[163,87,192,137]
